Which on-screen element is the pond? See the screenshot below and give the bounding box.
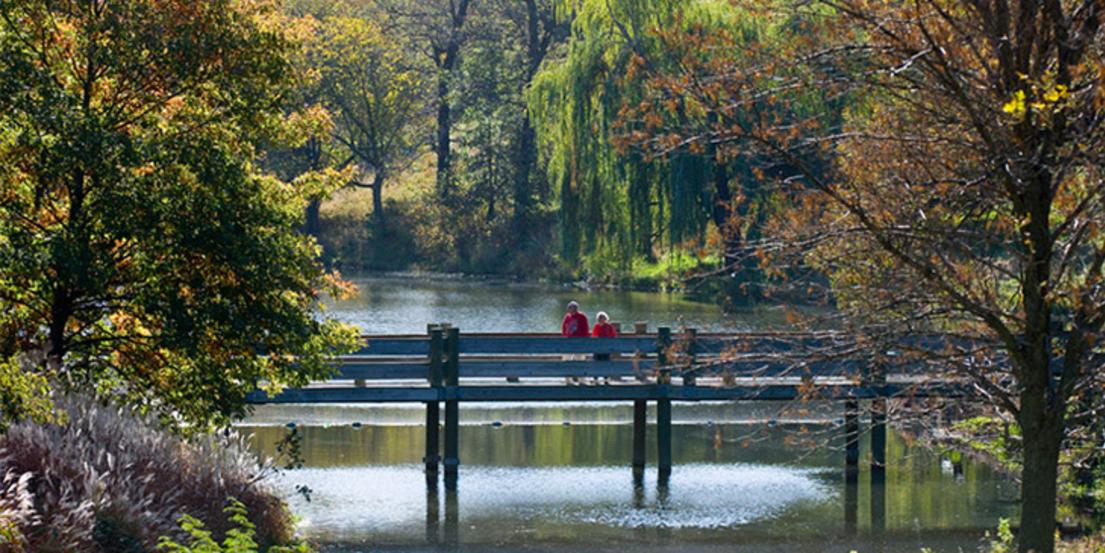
[240,274,1019,553]
[322,273,784,333]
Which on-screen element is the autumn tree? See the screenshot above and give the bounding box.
[314,15,426,224]
[619,1,1105,552]
[0,0,358,430]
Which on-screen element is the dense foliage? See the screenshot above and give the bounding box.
[0,0,358,430]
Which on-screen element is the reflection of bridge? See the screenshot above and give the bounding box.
[247,325,963,496]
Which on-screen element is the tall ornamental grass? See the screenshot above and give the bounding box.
[0,395,294,552]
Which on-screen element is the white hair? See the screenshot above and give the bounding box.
[567,301,579,309]
[596,311,609,321]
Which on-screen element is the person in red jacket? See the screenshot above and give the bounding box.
[561,301,590,337]
[591,312,617,337]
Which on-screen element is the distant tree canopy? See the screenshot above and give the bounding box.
[0,0,358,430]
[529,0,831,296]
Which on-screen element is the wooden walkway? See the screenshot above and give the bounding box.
[246,325,965,481]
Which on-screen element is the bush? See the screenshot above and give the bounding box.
[0,394,296,552]
[158,498,310,553]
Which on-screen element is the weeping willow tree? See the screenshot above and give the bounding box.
[528,0,763,276]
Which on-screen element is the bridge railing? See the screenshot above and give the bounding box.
[325,328,885,382]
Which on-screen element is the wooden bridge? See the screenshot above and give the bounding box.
[247,324,966,485]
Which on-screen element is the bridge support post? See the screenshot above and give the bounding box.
[425,327,444,477]
[843,398,860,535]
[657,327,673,481]
[864,358,887,534]
[443,327,460,482]
[657,397,672,481]
[870,397,887,534]
[632,399,647,479]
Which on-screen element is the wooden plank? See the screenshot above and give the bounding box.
[356,334,657,356]
[246,387,440,403]
[244,381,968,404]
[460,359,655,378]
[460,335,657,354]
[335,359,657,380]
[687,358,867,378]
[337,362,427,380]
[355,331,992,358]
[356,337,429,355]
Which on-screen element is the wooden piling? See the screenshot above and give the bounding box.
[871,397,887,473]
[424,327,444,476]
[870,395,887,534]
[632,399,647,477]
[864,359,887,534]
[657,327,673,480]
[443,327,460,480]
[843,397,860,534]
[870,362,887,478]
[844,398,860,472]
[657,397,672,480]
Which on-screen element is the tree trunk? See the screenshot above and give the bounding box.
[511,0,548,245]
[511,115,537,244]
[432,0,471,199]
[371,171,385,224]
[47,287,71,370]
[1018,414,1062,553]
[305,199,321,237]
[435,71,453,197]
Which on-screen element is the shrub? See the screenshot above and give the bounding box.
[0,394,296,552]
[157,498,311,553]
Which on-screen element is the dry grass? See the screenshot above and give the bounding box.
[1060,534,1105,553]
[0,394,293,553]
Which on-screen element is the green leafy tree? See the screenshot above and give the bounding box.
[314,15,426,224]
[0,0,358,430]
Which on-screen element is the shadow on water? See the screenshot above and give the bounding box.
[242,403,1019,553]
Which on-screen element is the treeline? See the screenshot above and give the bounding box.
[268,0,815,304]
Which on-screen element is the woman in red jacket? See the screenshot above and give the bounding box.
[591,312,616,337]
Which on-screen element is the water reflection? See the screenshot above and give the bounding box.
[243,405,1019,553]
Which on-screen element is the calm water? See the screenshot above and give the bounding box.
[324,273,783,333]
[241,275,1019,552]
